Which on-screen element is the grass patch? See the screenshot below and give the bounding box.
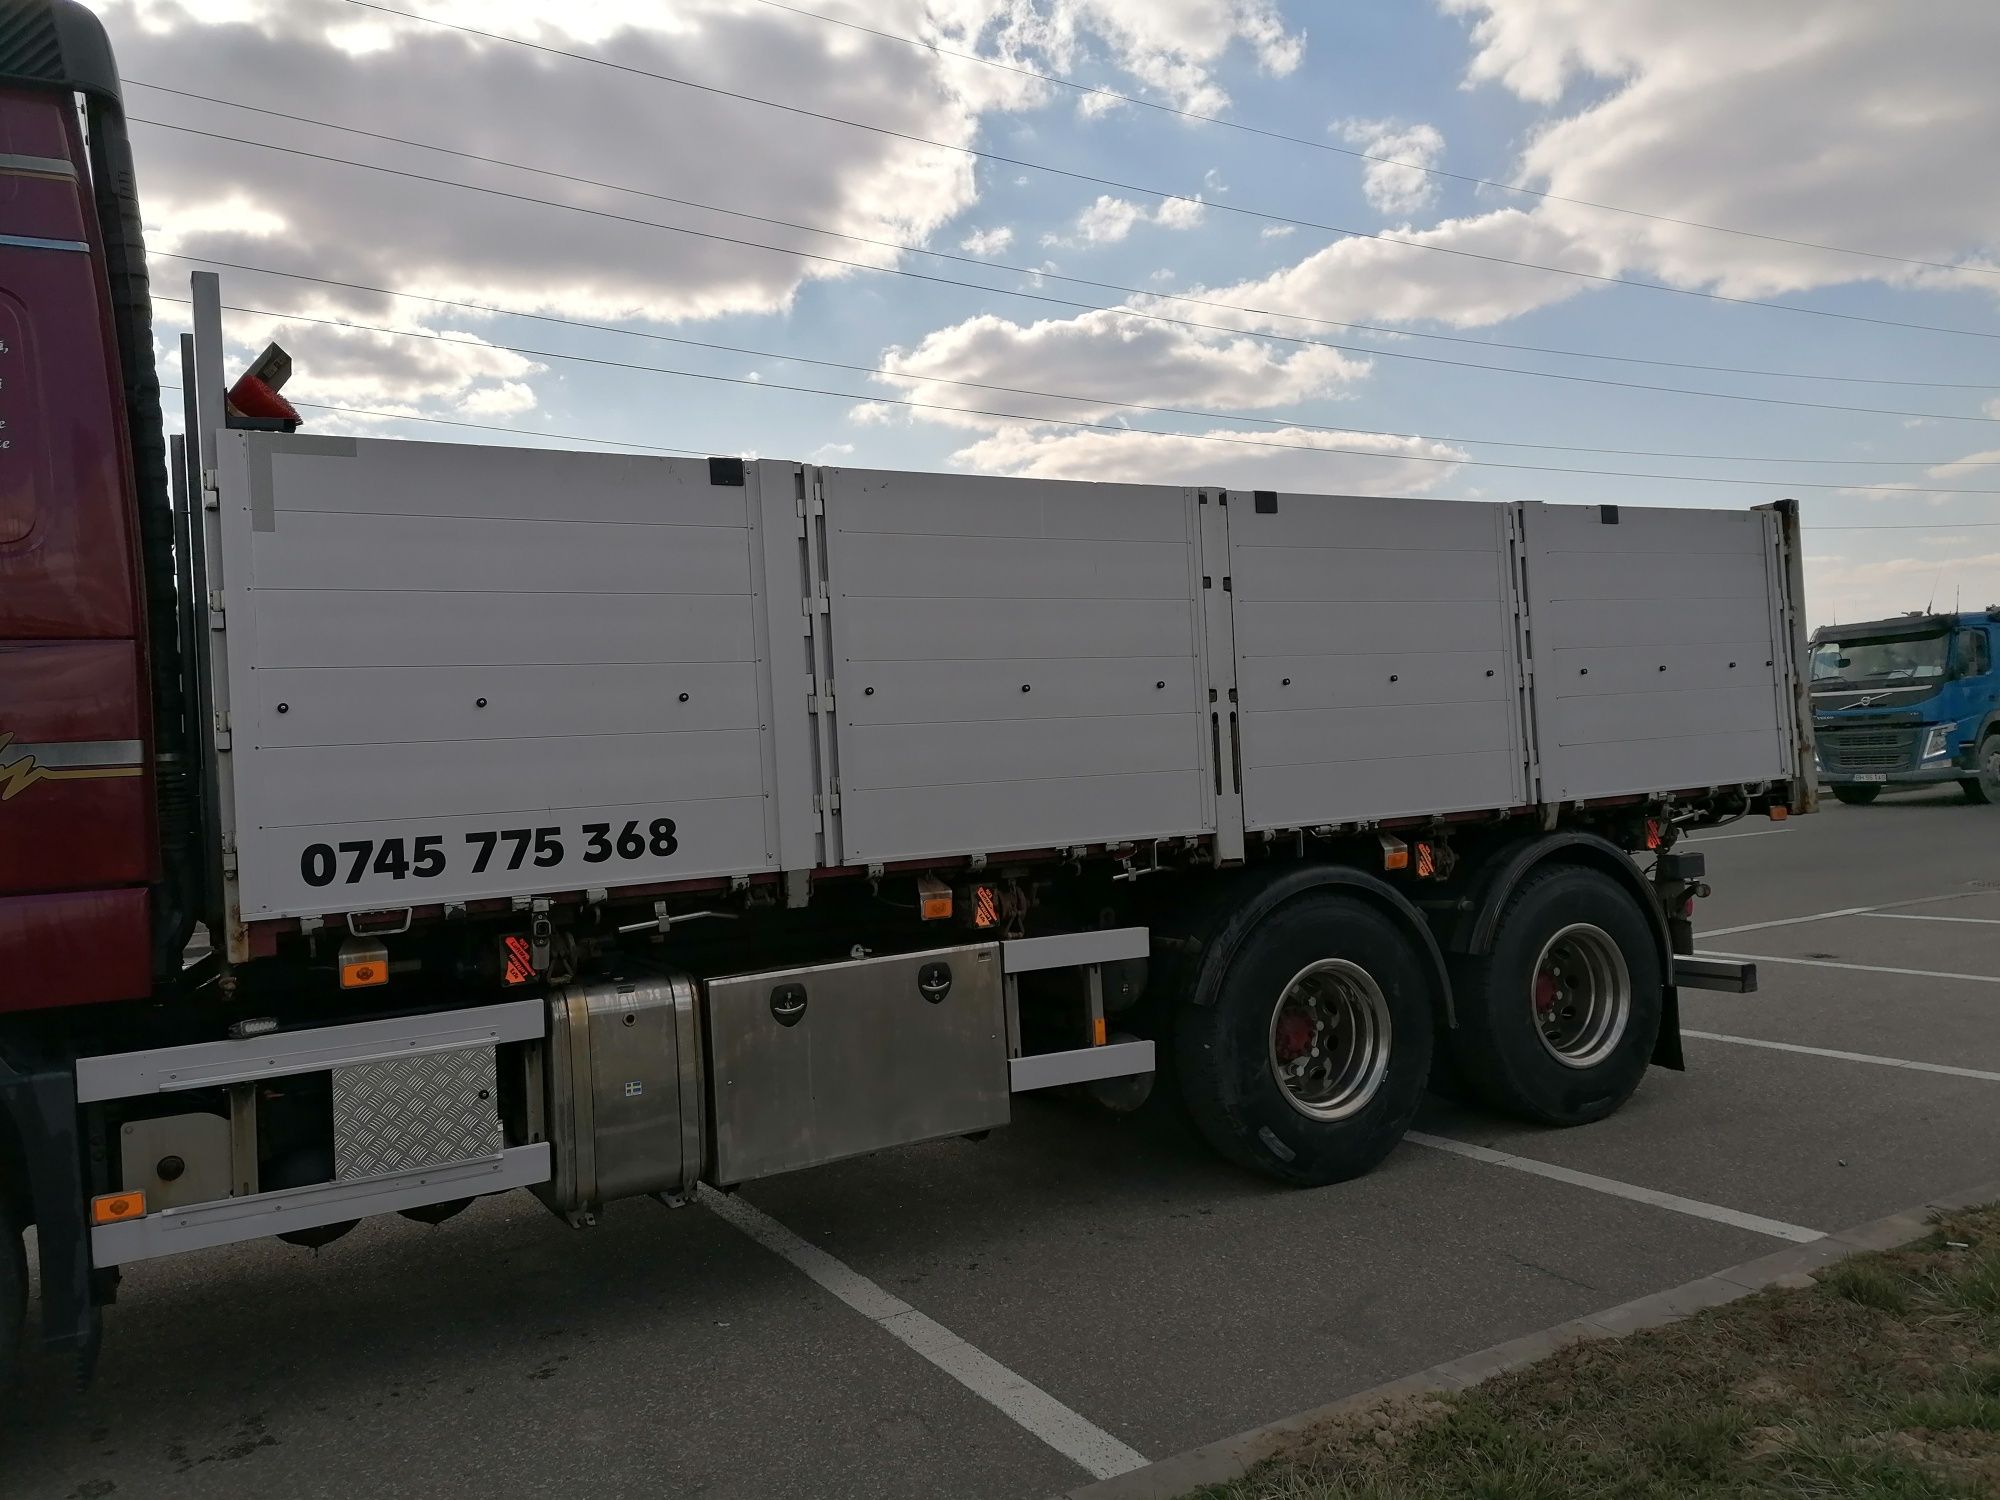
[1189,1205,2000,1500]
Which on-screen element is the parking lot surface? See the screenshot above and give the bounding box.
[7,786,1997,1499]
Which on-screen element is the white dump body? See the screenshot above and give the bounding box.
[202,433,1810,937]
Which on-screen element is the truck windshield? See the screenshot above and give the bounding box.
[1810,633,1950,687]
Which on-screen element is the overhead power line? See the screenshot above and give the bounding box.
[130,119,2000,428]
[157,294,2000,494]
[340,0,2000,345]
[126,81,2000,395]
[155,248,2000,471]
[746,0,2000,284]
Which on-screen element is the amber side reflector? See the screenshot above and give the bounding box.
[1768,806,1789,821]
[501,934,536,986]
[92,1190,146,1225]
[338,936,388,989]
[1379,834,1409,872]
[917,873,953,921]
[1092,1017,1108,1046]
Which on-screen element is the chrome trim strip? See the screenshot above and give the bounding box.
[0,152,78,177]
[0,233,90,253]
[2,738,144,769]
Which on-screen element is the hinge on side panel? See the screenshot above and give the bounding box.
[808,678,835,713]
[801,590,829,616]
[219,835,239,877]
[213,710,231,751]
[207,592,226,630]
[200,466,220,499]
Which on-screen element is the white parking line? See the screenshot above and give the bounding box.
[1404,1132,1823,1242]
[1684,1029,2000,1083]
[704,1188,1148,1481]
[1862,911,2000,926]
[1699,951,2000,985]
[1701,890,1983,940]
[1702,907,1875,939]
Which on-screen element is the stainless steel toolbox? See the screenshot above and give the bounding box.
[706,943,1008,1184]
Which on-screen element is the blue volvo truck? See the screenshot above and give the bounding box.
[1811,610,2000,805]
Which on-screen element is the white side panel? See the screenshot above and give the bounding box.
[817,469,1211,863]
[1520,502,1790,801]
[215,435,787,920]
[1228,492,1528,829]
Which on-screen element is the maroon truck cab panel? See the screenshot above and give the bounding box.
[0,87,155,1009]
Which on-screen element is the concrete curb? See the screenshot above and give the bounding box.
[1062,1178,2000,1500]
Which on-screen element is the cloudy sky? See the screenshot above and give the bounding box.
[95,0,2000,624]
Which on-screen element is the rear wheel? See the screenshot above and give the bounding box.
[1832,785,1881,806]
[1175,894,1434,1186]
[1961,736,2000,804]
[1445,865,1663,1127]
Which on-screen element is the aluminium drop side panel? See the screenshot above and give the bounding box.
[815,468,1212,863]
[211,433,794,923]
[1517,502,1791,802]
[1227,492,1528,829]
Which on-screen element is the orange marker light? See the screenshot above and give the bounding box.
[1092,1017,1108,1047]
[92,1190,146,1225]
[1644,818,1663,851]
[1768,806,1789,821]
[338,936,389,989]
[917,874,953,921]
[1379,834,1409,872]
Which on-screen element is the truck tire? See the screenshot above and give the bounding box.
[1831,785,1880,806]
[1961,736,2000,804]
[1175,893,1433,1187]
[1444,865,1663,1127]
[1,1192,24,1395]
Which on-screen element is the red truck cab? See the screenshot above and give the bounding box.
[1,55,156,1011]
[3,0,190,1377]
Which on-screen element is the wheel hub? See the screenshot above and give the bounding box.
[1530,923,1632,1069]
[1267,958,1393,1122]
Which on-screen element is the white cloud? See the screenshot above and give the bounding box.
[1926,449,2000,484]
[959,225,1016,256]
[1337,118,1446,218]
[951,425,1466,493]
[1190,2,2000,344]
[1260,224,1296,240]
[1438,0,2000,302]
[1045,193,1208,247]
[1806,548,2000,626]
[983,0,1303,114]
[456,381,539,418]
[94,0,1302,420]
[872,308,1369,429]
[1064,195,1147,246]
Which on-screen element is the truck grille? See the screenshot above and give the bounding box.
[1817,726,1919,773]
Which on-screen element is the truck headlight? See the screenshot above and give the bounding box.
[1922,725,1953,760]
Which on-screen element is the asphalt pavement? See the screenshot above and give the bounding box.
[6,784,1998,1499]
